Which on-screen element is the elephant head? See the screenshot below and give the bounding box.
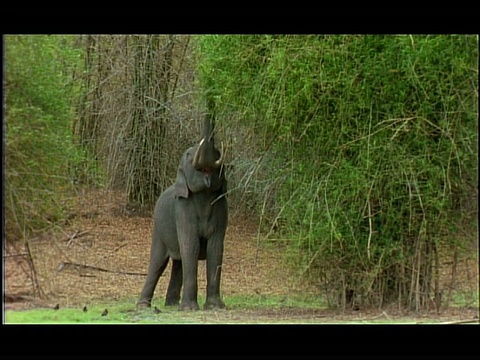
[175,115,226,198]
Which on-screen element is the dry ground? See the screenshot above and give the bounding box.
[4,189,479,323]
[4,189,313,308]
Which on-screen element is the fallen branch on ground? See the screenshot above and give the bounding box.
[4,294,35,303]
[354,311,392,322]
[113,243,128,252]
[65,230,90,246]
[3,252,28,258]
[56,261,147,276]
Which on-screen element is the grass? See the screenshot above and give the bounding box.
[225,294,327,309]
[5,293,477,324]
[4,295,326,324]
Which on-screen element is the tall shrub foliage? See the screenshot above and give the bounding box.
[5,35,85,240]
[197,35,478,309]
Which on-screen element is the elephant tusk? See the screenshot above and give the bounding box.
[192,138,205,168]
[214,141,224,168]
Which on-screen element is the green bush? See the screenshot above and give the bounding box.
[5,35,87,240]
[197,35,478,309]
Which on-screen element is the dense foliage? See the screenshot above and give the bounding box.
[5,35,86,239]
[197,35,478,309]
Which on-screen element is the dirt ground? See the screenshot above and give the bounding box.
[4,189,479,323]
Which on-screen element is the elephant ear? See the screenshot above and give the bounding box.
[174,167,189,199]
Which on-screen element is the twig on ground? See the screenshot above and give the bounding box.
[66,230,90,247]
[382,311,392,321]
[3,252,28,258]
[57,261,147,276]
[113,243,128,252]
[354,311,392,322]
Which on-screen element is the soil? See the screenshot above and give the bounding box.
[4,188,479,323]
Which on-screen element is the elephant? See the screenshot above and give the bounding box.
[137,115,228,311]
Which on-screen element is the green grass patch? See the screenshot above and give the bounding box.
[225,294,327,309]
[5,301,138,325]
[7,293,475,324]
[4,295,329,324]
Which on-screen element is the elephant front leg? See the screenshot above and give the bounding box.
[179,259,200,311]
[178,240,200,311]
[204,235,226,310]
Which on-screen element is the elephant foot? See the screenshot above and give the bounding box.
[204,297,225,310]
[136,300,152,309]
[179,300,200,311]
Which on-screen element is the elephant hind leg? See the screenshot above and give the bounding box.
[137,241,169,308]
[165,259,182,306]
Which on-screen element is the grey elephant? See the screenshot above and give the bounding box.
[137,115,228,311]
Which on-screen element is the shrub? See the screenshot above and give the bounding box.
[197,35,478,309]
[5,35,86,240]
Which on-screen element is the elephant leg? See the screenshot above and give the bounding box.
[165,259,182,306]
[204,232,226,310]
[204,198,227,310]
[175,202,200,311]
[179,249,200,311]
[137,240,169,308]
[176,238,199,310]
